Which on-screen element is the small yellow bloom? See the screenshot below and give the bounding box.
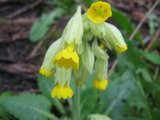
[39,68,52,77]
[93,79,108,90]
[51,84,73,99]
[115,44,128,53]
[87,1,112,23]
[53,45,79,69]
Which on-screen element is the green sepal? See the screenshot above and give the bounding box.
[62,6,83,45]
[92,39,109,60]
[55,67,72,86]
[94,58,108,80]
[104,22,127,50]
[81,42,94,73]
[40,38,63,71]
[74,61,89,85]
[88,21,106,39]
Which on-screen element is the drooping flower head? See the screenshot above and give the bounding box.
[51,67,73,99]
[93,79,108,90]
[104,23,128,53]
[92,40,109,90]
[53,44,79,70]
[51,84,73,99]
[53,6,83,70]
[39,38,62,77]
[87,1,112,24]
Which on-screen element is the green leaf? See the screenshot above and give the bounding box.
[0,108,10,120]
[88,114,112,120]
[81,88,99,118]
[112,8,143,43]
[101,70,143,119]
[112,8,133,32]
[136,68,152,82]
[38,75,54,97]
[2,93,58,120]
[0,92,12,120]
[148,14,158,36]
[144,51,160,65]
[29,8,64,42]
[118,41,148,70]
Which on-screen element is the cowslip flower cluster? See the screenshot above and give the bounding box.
[39,1,128,99]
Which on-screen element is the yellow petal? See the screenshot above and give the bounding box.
[39,68,52,77]
[115,44,128,53]
[93,79,108,90]
[51,84,73,99]
[53,46,79,69]
[87,1,112,23]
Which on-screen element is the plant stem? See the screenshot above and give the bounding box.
[76,85,81,120]
[54,98,66,115]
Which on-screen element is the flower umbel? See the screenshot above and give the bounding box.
[51,84,73,99]
[39,3,128,100]
[53,44,79,69]
[87,1,112,24]
[93,79,108,90]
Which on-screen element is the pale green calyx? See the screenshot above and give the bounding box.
[88,21,106,39]
[94,58,108,80]
[81,42,94,73]
[74,62,89,85]
[55,67,72,87]
[39,38,62,77]
[92,39,109,60]
[104,22,128,53]
[62,6,83,45]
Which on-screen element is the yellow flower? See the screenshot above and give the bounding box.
[51,84,73,99]
[53,45,79,69]
[93,79,108,90]
[115,44,128,53]
[39,68,52,77]
[87,1,112,23]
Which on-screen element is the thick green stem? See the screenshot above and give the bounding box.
[75,85,81,120]
[53,98,66,115]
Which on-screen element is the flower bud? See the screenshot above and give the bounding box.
[39,38,62,77]
[62,6,83,45]
[105,23,128,53]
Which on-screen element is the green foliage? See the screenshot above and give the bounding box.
[1,93,57,120]
[88,114,112,120]
[81,88,99,118]
[112,8,143,43]
[0,92,12,120]
[49,0,76,13]
[29,8,64,42]
[144,51,160,65]
[38,75,54,97]
[148,14,158,36]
